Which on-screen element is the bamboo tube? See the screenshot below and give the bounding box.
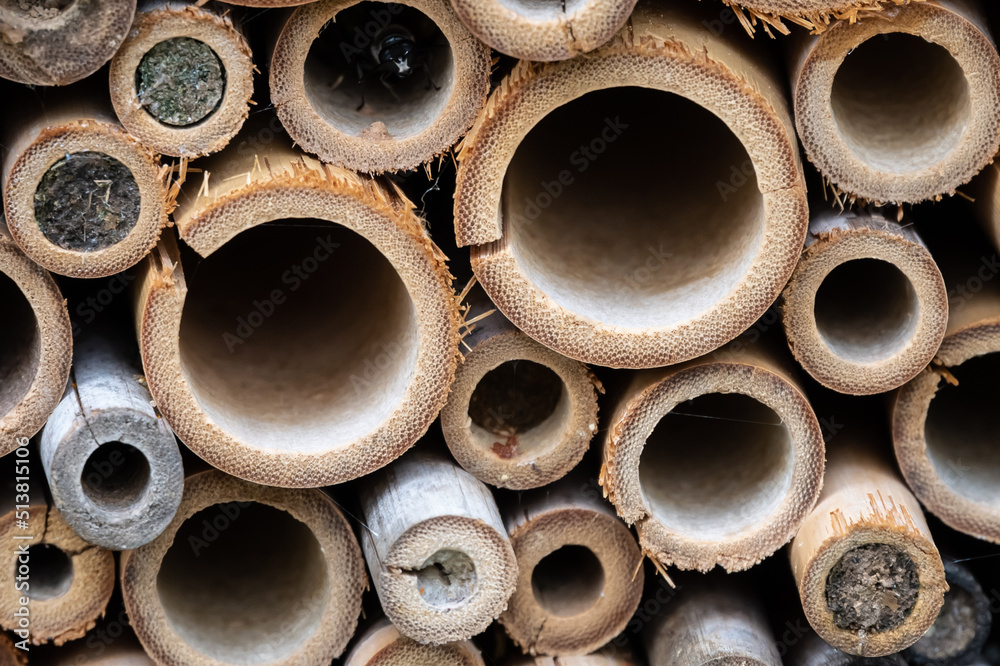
[35,627,153,664]
[509,652,634,666]
[121,469,366,665]
[345,618,486,666]
[108,1,254,158]
[498,473,644,656]
[1,89,168,279]
[134,133,460,488]
[602,342,825,572]
[453,0,807,369]
[0,635,23,666]
[0,220,72,451]
[781,209,948,395]
[790,0,1000,204]
[788,630,909,665]
[790,439,947,657]
[359,450,517,645]
[440,287,600,489]
[713,0,921,35]
[39,328,183,550]
[270,0,491,172]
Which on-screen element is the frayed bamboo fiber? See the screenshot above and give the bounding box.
[713,0,924,36]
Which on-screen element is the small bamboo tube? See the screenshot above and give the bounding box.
[781,209,948,395]
[270,0,491,172]
[121,469,366,666]
[904,560,991,665]
[359,450,517,645]
[713,0,922,35]
[134,133,460,488]
[1,89,168,279]
[788,630,908,665]
[39,328,183,550]
[498,473,644,656]
[440,287,600,489]
[602,342,825,572]
[0,220,72,451]
[108,0,254,158]
[790,0,1000,204]
[344,618,486,666]
[454,0,807,369]
[790,439,947,657]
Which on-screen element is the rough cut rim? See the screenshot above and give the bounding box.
[344,619,486,666]
[716,0,925,34]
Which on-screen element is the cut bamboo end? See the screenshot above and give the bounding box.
[455,2,807,369]
[782,210,948,395]
[345,618,486,666]
[602,344,824,572]
[108,2,254,158]
[270,0,491,172]
[38,629,153,664]
[790,440,946,658]
[359,451,517,645]
[0,225,72,451]
[509,653,633,666]
[788,629,909,665]
[136,139,460,487]
[121,469,366,666]
[715,0,923,35]
[904,560,991,665]
[791,0,1000,204]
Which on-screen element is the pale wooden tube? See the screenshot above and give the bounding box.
[134,134,460,488]
[790,439,947,657]
[344,618,486,666]
[602,342,825,572]
[454,0,807,369]
[788,630,908,666]
[782,209,948,395]
[790,0,1000,204]
[359,450,517,645]
[121,469,366,666]
[108,0,254,158]
[508,653,634,666]
[499,473,644,656]
[440,287,600,489]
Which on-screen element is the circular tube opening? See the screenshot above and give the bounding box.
[639,393,794,540]
[25,544,74,601]
[494,0,587,21]
[503,86,765,330]
[412,549,476,609]
[813,258,919,363]
[0,272,40,418]
[80,441,152,511]
[303,2,455,139]
[830,33,971,174]
[179,221,419,453]
[531,545,605,618]
[136,37,226,127]
[157,502,330,664]
[825,543,919,634]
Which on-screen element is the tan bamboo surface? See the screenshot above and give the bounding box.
[270,0,491,172]
[788,630,909,665]
[121,469,366,666]
[108,0,254,158]
[790,0,1000,204]
[34,627,153,664]
[344,618,486,666]
[781,209,948,395]
[454,0,807,369]
[508,653,634,666]
[714,0,925,35]
[0,635,23,666]
[134,132,460,488]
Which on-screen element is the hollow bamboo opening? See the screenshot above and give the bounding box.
[80,442,152,512]
[530,545,605,618]
[25,544,73,602]
[136,38,226,128]
[0,272,39,421]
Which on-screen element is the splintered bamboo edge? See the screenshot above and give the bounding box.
[345,619,485,666]
[716,0,924,36]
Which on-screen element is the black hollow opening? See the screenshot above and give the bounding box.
[25,544,73,601]
[531,545,605,618]
[80,441,152,510]
[468,360,563,436]
[0,273,40,418]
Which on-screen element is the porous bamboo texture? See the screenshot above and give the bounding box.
[1,89,168,278]
[0,219,72,451]
[270,0,491,172]
[781,209,948,395]
[602,342,825,572]
[108,0,254,158]
[134,134,460,487]
[790,0,1000,204]
[788,630,909,665]
[35,627,153,664]
[440,288,600,489]
[121,469,366,666]
[344,618,486,666]
[359,450,517,645]
[790,439,946,657]
[39,329,183,550]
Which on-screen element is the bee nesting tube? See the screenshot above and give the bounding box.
[788,630,909,665]
[454,1,807,369]
[270,0,490,172]
[781,210,948,395]
[714,0,920,34]
[344,618,486,666]
[790,0,1000,204]
[108,1,254,158]
[121,469,366,666]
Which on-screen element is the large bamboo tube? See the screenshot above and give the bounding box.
[782,209,948,395]
[33,624,152,664]
[270,0,490,172]
[108,0,254,158]
[0,220,72,451]
[359,450,517,645]
[121,469,366,665]
[790,0,1000,204]
[440,287,599,489]
[788,629,909,665]
[345,618,485,666]
[453,0,807,369]
[2,89,168,279]
[790,438,947,657]
[134,133,460,488]
[602,342,824,572]
[498,474,644,656]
